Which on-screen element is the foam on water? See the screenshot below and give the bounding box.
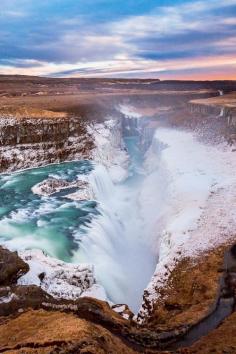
[0,161,97,261]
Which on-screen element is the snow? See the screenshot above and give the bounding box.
[138,128,236,320]
[65,188,93,201]
[18,249,107,301]
[0,292,18,304]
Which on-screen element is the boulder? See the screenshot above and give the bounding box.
[0,247,29,286]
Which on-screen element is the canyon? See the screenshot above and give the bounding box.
[0,76,236,353]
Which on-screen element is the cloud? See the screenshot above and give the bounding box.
[0,10,27,18]
[0,0,236,78]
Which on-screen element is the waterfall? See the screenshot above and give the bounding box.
[72,162,157,312]
[71,116,166,312]
[88,164,116,202]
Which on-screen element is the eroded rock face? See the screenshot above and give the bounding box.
[0,117,94,172]
[0,246,29,286]
[0,285,53,316]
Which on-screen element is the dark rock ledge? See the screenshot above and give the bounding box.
[1,245,236,353]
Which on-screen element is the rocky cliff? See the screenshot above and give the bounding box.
[0,116,94,172]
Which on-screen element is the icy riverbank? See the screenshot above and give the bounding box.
[138,128,236,320]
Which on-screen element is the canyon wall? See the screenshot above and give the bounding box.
[0,117,94,172]
[189,102,236,144]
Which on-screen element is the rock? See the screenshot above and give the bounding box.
[0,285,53,316]
[31,177,94,200]
[31,177,89,196]
[18,249,102,301]
[0,116,94,173]
[0,247,29,286]
[112,303,134,320]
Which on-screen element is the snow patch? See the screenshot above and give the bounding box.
[18,249,107,301]
[0,292,18,304]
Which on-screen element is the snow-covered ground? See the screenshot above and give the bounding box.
[138,128,236,319]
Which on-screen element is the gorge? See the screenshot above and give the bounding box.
[1,77,236,353]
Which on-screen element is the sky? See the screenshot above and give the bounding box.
[0,0,236,79]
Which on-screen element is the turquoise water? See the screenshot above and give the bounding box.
[0,161,98,261]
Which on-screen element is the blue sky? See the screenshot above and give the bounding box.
[0,0,236,79]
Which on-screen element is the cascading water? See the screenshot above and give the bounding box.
[72,130,158,312]
[88,165,116,202]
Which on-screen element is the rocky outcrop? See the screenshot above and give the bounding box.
[188,102,236,145]
[189,102,222,116]
[138,242,236,352]
[31,177,93,200]
[0,117,94,172]
[139,249,224,330]
[0,246,29,286]
[18,249,104,301]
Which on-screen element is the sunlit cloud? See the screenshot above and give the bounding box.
[0,0,236,79]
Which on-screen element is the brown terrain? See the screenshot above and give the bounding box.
[0,75,236,353]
